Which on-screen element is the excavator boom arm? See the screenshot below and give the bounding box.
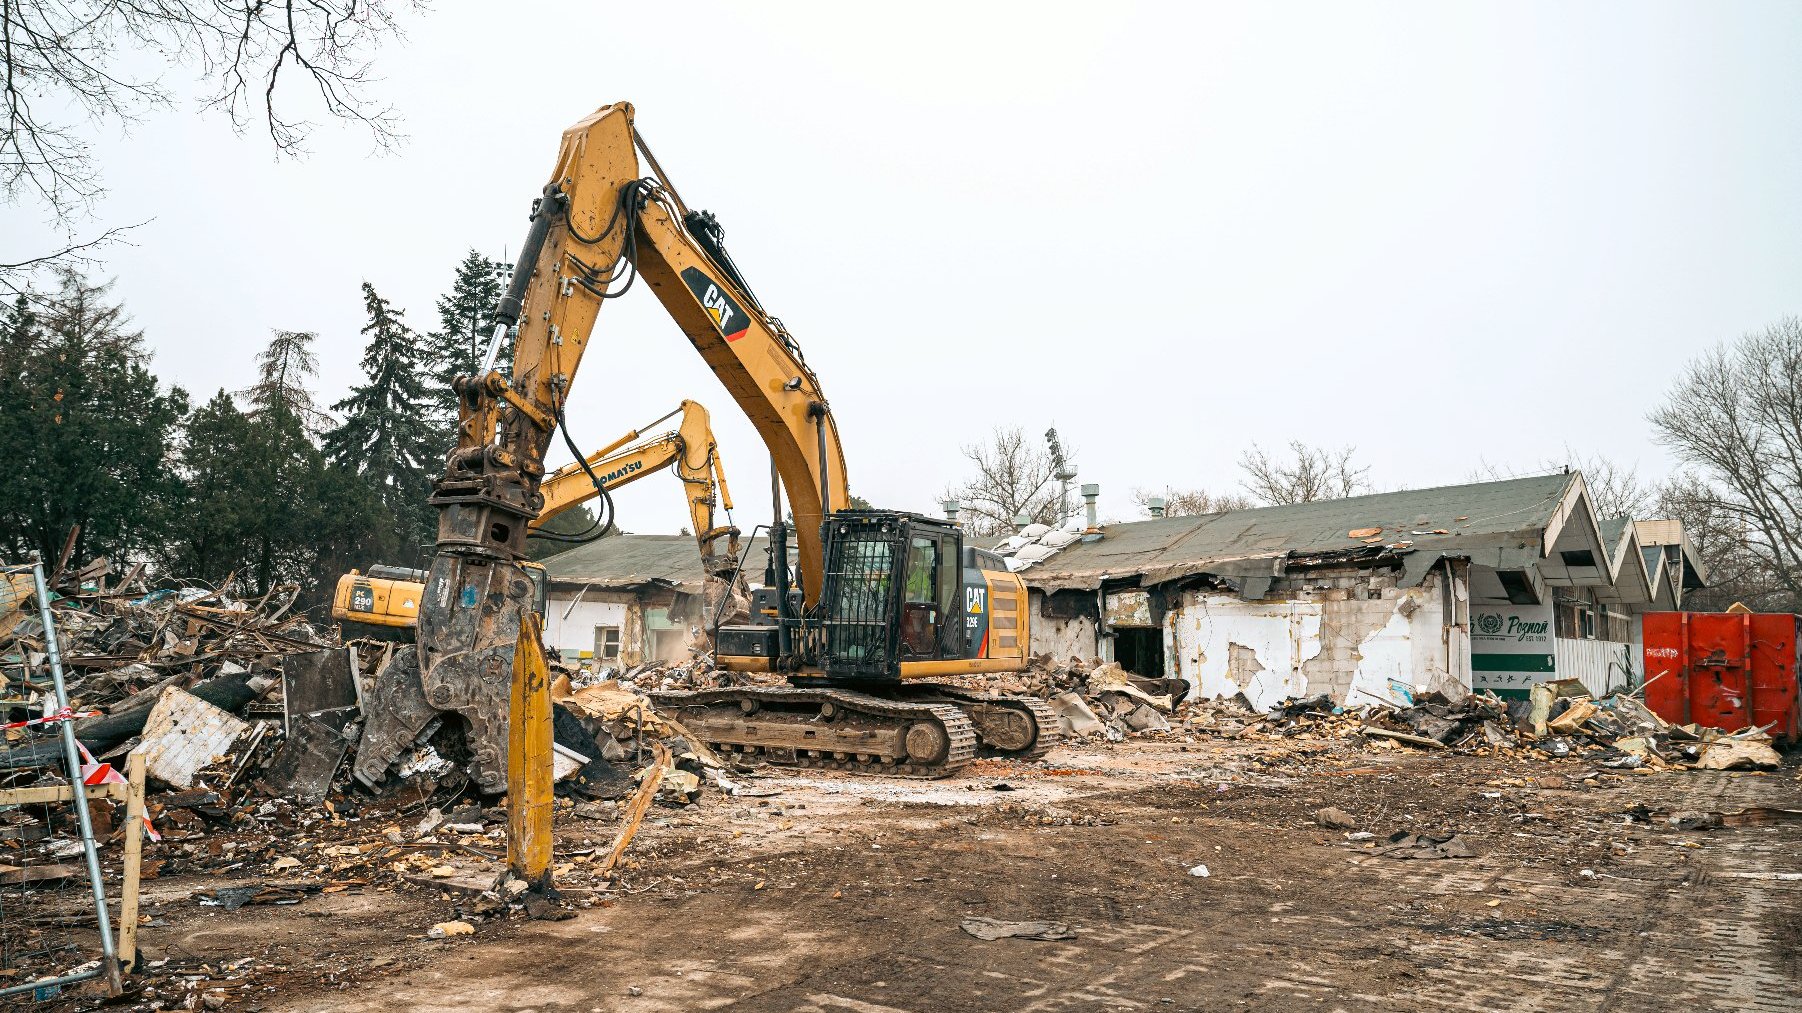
[440,101,843,595]
[532,400,741,570]
[415,102,845,792]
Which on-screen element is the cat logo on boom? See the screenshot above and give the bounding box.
[680,267,750,342]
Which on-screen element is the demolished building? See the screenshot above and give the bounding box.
[538,535,768,670]
[1000,473,1707,710]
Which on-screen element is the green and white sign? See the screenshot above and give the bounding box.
[1470,603,1555,698]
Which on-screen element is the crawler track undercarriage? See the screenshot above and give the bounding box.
[649,683,1060,778]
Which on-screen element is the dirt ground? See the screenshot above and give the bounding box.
[30,733,1802,1012]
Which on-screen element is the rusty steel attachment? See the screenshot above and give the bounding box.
[416,556,539,794]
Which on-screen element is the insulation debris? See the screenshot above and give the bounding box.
[132,686,251,789]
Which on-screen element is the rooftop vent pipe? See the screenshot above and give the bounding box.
[1147,497,1166,518]
[1082,483,1100,530]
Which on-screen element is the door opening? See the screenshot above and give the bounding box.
[1114,627,1164,678]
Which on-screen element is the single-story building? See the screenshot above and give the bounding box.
[538,534,767,670]
[535,472,1708,707]
[1001,473,1707,708]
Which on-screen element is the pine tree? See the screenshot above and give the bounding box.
[246,328,331,434]
[169,391,263,581]
[168,384,392,602]
[167,329,368,599]
[0,294,37,367]
[324,283,440,555]
[426,249,506,399]
[0,271,188,564]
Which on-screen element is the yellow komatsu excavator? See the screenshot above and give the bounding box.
[357,101,1054,791]
[330,400,741,640]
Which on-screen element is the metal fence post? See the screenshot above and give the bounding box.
[27,556,121,992]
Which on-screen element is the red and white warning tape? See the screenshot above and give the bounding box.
[9,706,160,840]
[2,706,101,731]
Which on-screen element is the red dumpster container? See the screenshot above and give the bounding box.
[1641,611,1800,742]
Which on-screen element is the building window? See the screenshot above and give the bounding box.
[593,625,622,662]
[1555,596,1597,640]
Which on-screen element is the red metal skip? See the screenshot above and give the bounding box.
[1642,611,1800,742]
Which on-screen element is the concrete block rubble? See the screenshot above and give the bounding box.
[1,562,722,803]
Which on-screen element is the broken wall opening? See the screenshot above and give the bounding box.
[1114,627,1164,678]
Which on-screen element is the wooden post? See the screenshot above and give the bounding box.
[597,741,668,878]
[506,611,555,891]
[119,752,146,973]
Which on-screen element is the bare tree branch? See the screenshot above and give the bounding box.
[1470,446,1652,520]
[0,220,145,299]
[1131,485,1252,517]
[1649,317,1802,610]
[1238,441,1370,506]
[941,426,1067,537]
[2,0,414,224]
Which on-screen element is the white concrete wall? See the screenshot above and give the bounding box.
[1170,596,1323,711]
[1554,637,1638,697]
[544,596,627,661]
[1026,591,1100,662]
[1168,571,1467,712]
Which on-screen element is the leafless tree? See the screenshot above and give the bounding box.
[1570,453,1652,520]
[1649,317,1802,610]
[1651,472,1785,611]
[942,426,1065,536]
[1471,447,1652,520]
[3,0,414,290]
[1131,485,1252,517]
[1238,441,1370,506]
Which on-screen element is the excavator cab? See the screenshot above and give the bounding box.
[697,510,1056,774]
[716,512,970,678]
[819,512,965,679]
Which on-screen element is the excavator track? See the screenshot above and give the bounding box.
[649,686,978,778]
[904,685,1062,761]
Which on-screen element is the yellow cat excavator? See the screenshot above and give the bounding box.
[330,400,740,640]
[360,101,1054,792]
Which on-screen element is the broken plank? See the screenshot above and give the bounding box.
[1359,725,1449,750]
[0,782,129,806]
[0,862,82,885]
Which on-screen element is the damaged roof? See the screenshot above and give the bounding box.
[1018,473,1580,594]
[539,534,768,592]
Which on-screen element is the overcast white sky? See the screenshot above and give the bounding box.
[9,1,1802,536]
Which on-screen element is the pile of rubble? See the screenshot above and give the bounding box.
[2,573,328,777]
[943,655,1191,742]
[1,558,744,997]
[1,561,722,900]
[1,558,719,798]
[1241,677,1786,771]
[949,653,1786,773]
